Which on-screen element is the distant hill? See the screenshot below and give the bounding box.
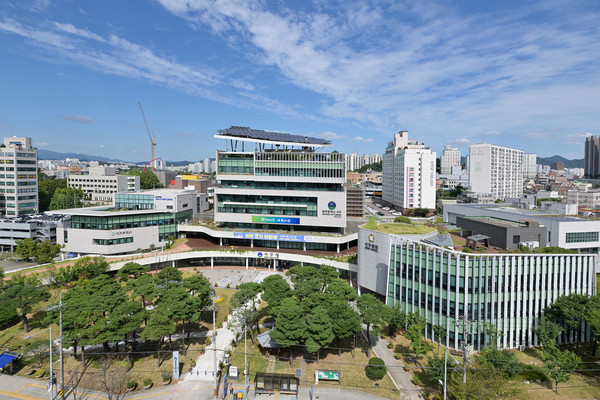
[38,149,196,166]
[537,155,584,168]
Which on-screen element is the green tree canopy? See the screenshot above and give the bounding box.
[117,262,150,281]
[328,300,361,340]
[38,175,67,212]
[270,297,306,348]
[49,187,84,210]
[261,274,292,308]
[304,305,334,354]
[357,293,391,341]
[15,238,62,263]
[0,283,50,332]
[546,349,581,393]
[128,170,163,190]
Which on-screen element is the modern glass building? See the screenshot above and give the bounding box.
[54,189,196,256]
[214,126,347,234]
[357,227,597,351]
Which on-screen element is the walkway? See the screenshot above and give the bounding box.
[370,333,422,400]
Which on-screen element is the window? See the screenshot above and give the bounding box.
[513,235,521,244]
[566,232,599,243]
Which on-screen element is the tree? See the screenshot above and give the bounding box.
[546,294,589,352]
[183,273,211,301]
[34,240,63,263]
[546,349,581,393]
[357,294,391,356]
[405,313,433,356]
[480,348,520,378]
[328,300,361,341]
[38,175,67,212]
[270,297,306,359]
[49,187,84,210]
[231,282,262,310]
[72,256,108,280]
[141,306,176,367]
[426,354,452,384]
[388,305,406,337]
[534,316,563,352]
[102,300,146,363]
[261,274,292,308]
[0,283,50,332]
[156,266,183,291]
[304,306,334,356]
[585,295,600,356]
[117,262,149,281]
[128,170,162,190]
[15,239,62,263]
[449,363,519,400]
[432,324,447,354]
[365,357,386,380]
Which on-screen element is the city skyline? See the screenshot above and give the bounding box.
[1,1,599,162]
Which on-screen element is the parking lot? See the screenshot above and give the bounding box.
[365,197,401,218]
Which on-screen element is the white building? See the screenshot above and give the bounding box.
[523,153,537,179]
[214,126,346,233]
[382,131,436,210]
[68,165,140,203]
[440,145,461,175]
[0,137,38,217]
[53,188,196,256]
[469,143,523,200]
[345,152,382,172]
[567,189,600,209]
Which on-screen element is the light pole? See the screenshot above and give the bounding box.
[212,297,223,398]
[46,292,65,400]
[244,324,247,377]
[25,327,53,400]
[439,346,460,399]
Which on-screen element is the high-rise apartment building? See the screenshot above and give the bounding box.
[440,145,461,175]
[382,131,436,210]
[0,136,38,216]
[585,136,600,178]
[469,143,523,200]
[345,152,381,172]
[522,153,537,179]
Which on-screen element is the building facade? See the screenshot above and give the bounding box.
[469,143,523,200]
[585,136,600,178]
[345,185,364,217]
[53,189,196,256]
[440,145,461,175]
[357,227,596,350]
[0,137,38,217]
[522,153,537,179]
[214,126,346,233]
[68,165,139,203]
[382,131,436,211]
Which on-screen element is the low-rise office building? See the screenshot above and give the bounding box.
[444,203,600,257]
[53,189,196,256]
[357,224,596,350]
[455,216,547,250]
[0,215,60,251]
[68,165,139,203]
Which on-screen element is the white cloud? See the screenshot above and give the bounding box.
[482,131,501,137]
[352,136,373,142]
[320,131,345,140]
[59,114,94,124]
[453,138,470,144]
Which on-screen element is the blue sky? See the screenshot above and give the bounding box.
[0,0,599,162]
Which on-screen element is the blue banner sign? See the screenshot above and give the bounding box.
[234,232,314,242]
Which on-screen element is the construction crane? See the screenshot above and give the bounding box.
[138,101,156,172]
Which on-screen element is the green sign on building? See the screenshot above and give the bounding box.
[316,370,340,381]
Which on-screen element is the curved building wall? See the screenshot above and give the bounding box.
[358,227,597,351]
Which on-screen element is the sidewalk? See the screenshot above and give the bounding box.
[370,333,422,400]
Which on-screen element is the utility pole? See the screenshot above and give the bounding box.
[456,315,473,384]
[47,293,65,399]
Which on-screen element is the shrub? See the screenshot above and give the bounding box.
[413,375,421,386]
[365,357,387,380]
[161,371,171,382]
[394,216,411,224]
[143,378,152,386]
[127,380,137,389]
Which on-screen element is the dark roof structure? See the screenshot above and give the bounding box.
[257,329,281,349]
[216,126,331,146]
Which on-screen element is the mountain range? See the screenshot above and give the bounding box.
[536,155,584,168]
[38,149,193,166]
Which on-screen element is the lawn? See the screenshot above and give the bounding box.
[363,220,437,235]
[230,330,399,400]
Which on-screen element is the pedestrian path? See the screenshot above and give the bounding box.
[369,332,422,400]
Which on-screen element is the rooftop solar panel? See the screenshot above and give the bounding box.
[217,126,331,145]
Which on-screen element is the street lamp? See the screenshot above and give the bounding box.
[212,297,223,398]
[25,327,54,400]
[440,346,460,399]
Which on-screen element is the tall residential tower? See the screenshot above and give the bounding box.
[382,131,436,211]
[0,136,38,216]
[469,143,523,200]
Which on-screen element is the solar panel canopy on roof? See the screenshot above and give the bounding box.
[217,126,331,145]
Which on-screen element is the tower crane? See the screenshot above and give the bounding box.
[138,101,156,171]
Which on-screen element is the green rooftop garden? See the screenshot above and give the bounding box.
[363,218,436,235]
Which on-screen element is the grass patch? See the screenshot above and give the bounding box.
[363,221,436,235]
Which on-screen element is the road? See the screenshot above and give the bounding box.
[0,373,397,400]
